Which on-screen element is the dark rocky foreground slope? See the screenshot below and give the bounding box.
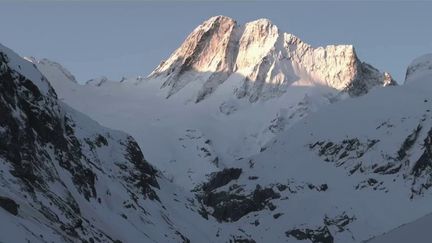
[0,44,207,242]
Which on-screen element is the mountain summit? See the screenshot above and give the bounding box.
[149,15,395,102]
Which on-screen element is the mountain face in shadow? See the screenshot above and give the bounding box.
[0,43,210,243]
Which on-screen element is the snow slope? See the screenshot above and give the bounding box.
[367,212,432,243]
[0,43,217,243]
[28,16,394,189]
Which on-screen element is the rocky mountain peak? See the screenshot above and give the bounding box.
[241,18,278,43]
[205,15,236,25]
[235,18,279,72]
[383,72,396,86]
[150,15,238,77]
[148,16,393,102]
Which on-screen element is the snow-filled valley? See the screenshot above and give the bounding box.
[2,15,432,243]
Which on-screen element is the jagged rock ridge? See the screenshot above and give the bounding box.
[150,15,395,102]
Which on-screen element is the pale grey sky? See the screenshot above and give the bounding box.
[0,1,431,82]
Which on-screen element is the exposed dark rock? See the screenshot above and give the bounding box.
[349,162,363,175]
[229,236,256,243]
[251,219,260,226]
[319,184,328,191]
[175,231,191,243]
[201,168,242,192]
[367,178,378,186]
[286,212,355,242]
[248,159,255,168]
[286,226,333,243]
[412,128,432,177]
[397,124,422,160]
[324,212,356,232]
[306,183,329,192]
[344,63,396,97]
[200,147,212,157]
[309,138,379,166]
[355,178,385,191]
[373,163,402,175]
[267,202,276,211]
[376,121,394,130]
[95,134,108,147]
[410,128,432,196]
[124,138,160,201]
[276,184,287,191]
[0,196,19,215]
[200,185,280,222]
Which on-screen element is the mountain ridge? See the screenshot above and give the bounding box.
[7,16,432,243]
[149,15,395,102]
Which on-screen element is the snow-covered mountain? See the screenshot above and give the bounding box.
[149,16,394,101]
[0,44,218,243]
[23,46,432,242]
[28,16,395,189]
[8,15,432,243]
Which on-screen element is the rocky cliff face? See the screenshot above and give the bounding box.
[150,16,395,102]
[0,44,204,243]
